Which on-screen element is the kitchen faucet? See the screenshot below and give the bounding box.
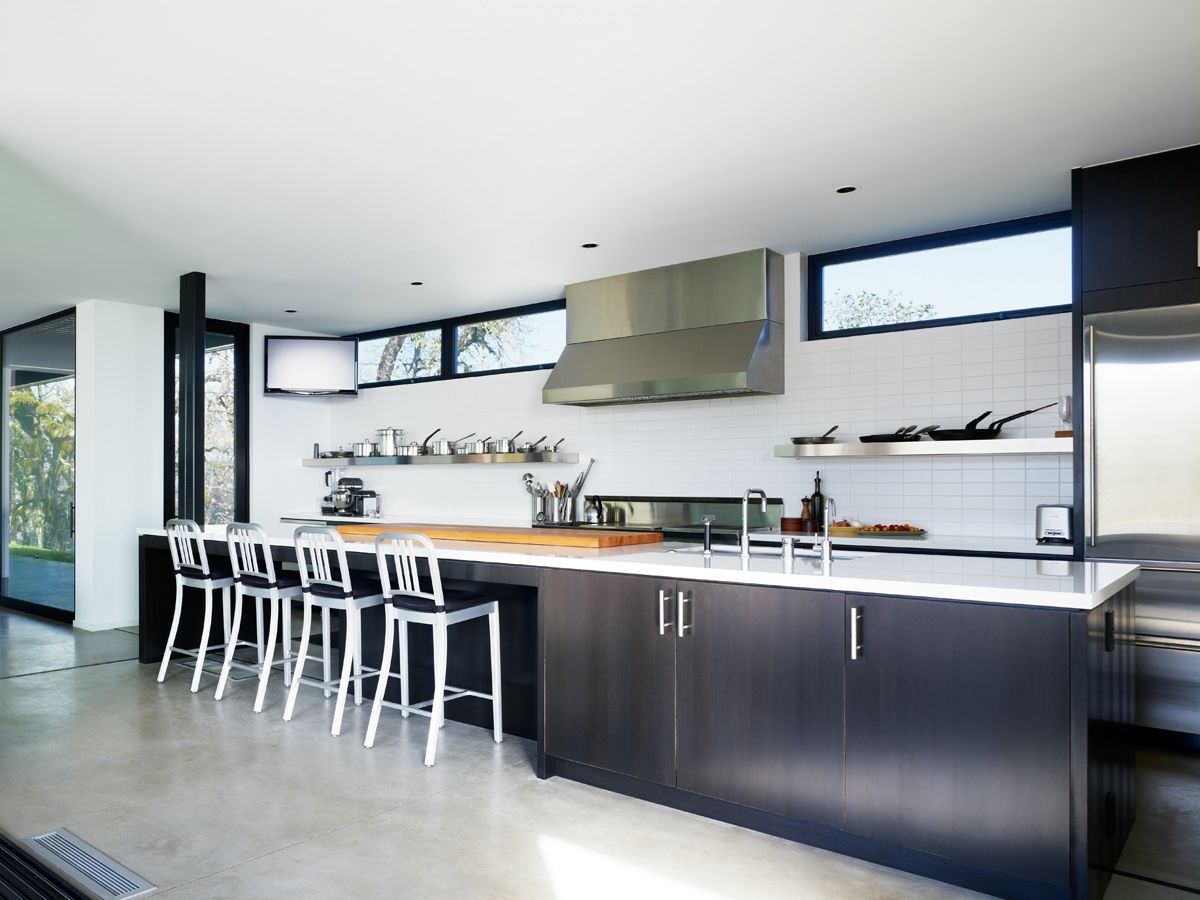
[812,498,838,566]
[741,489,767,559]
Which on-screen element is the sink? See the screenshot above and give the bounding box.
[669,545,869,561]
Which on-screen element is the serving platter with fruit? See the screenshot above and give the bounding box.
[856,523,926,538]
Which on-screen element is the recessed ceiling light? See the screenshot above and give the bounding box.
[835,185,860,194]
[410,281,423,286]
[284,309,297,313]
[580,242,598,249]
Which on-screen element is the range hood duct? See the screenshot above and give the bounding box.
[542,248,784,405]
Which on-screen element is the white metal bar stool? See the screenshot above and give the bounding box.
[216,523,307,711]
[364,532,503,766]
[157,518,241,693]
[284,526,387,736]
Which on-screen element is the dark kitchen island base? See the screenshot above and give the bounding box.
[138,533,1134,900]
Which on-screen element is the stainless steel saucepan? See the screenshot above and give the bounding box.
[486,430,524,454]
[459,436,492,454]
[428,432,475,455]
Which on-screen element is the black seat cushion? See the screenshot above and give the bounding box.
[178,563,235,581]
[308,576,384,600]
[239,572,302,591]
[390,586,493,613]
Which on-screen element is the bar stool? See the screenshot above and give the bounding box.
[364,531,503,766]
[284,526,387,736]
[157,518,241,693]
[216,523,307,711]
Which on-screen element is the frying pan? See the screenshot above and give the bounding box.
[927,403,1056,440]
[859,425,939,443]
[791,426,839,445]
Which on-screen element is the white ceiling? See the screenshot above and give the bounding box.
[1,0,1198,334]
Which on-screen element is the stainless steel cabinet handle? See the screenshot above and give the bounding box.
[850,606,862,660]
[1085,324,1098,548]
[677,590,691,637]
[657,589,671,636]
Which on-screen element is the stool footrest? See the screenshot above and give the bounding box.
[378,687,493,718]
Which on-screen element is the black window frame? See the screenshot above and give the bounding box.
[807,211,1072,341]
[353,298,566,389]
[163,313,250,525]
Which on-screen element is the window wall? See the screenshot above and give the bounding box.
[808,212,1071,339]
[165,316,248,526]
[356,300,566,387]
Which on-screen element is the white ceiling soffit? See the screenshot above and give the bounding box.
[0,0,1198,334]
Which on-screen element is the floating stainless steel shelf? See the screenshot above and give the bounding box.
[302,452,580,467]
[773,437,1073,458]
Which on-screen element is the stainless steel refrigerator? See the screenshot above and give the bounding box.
[1084,302,1200,735]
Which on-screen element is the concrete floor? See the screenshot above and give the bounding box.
[0,608,1196,899]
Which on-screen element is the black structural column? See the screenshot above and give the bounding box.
[177,272,206,523]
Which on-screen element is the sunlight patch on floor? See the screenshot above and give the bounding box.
[538,833,731,900]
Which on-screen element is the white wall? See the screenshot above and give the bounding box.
[75,299,164,630]
[321,251,1073,540]
[248,323,334,524]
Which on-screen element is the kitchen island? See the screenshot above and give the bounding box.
[137,525,1136,900]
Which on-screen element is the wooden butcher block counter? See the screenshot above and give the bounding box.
[335,522,663,549]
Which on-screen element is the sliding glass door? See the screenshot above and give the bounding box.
[1,311,76,619]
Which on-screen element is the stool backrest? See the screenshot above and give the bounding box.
[166,518,211,577]
[375,532,444,608]
[226,522,277,583]
[293,526,353,597]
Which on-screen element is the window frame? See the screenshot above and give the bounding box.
[163,313,250,525]
[353,298,566,389]
[806,211,1072,341]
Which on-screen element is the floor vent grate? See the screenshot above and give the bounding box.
[23,829,155,898]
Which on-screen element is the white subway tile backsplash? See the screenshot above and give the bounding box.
[326,302,1072,542]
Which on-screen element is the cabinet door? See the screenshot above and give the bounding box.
[676,581,845,826]
[1081,145,1200,293]
[543,570,676,785]
[845,594,1071,890]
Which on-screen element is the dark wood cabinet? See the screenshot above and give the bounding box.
[1079,144,1200,294]
[542,569,677,785]
[844,593,1072,890]
[675,581,845,825]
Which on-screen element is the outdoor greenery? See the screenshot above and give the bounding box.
[8,377,74,555]
[826,289,936,331]
[9,544,73,563]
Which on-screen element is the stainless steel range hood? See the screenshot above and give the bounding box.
[542,248,784,405]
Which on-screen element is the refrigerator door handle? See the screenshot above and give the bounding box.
[1085,324,1097,548]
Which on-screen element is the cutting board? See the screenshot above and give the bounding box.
[335,522,663,549]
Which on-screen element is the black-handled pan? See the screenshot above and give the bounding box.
[928,403,1055,441]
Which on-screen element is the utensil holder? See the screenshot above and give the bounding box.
[532,495,549,525]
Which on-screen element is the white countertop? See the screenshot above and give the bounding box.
[141,523,1137,612]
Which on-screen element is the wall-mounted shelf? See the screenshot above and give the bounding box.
[774,437,1073,458]
[302,452,579,468]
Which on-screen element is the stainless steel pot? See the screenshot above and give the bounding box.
[429,432,475,455]
[417,428,442,455]
[375,427,404,456]
[353,439,379,457]
[459,436,491,454]
[485,430,523,454]
[517,435,548,453]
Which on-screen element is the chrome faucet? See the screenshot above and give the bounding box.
[741,489,767,559]
[813,498,838,566]
[702,515,716,558]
